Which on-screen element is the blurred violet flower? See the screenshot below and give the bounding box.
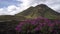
[15,17,60,33]
[15,27,22,32]
[48,23,55,27]
[34,26,41,31]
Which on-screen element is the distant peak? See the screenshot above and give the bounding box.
[39,4,47,6]
[36,4,48,8]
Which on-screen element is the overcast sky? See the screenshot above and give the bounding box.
[0,0,60,15]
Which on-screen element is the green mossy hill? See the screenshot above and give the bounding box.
[15,4,60,19]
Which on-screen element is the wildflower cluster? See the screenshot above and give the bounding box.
[15,17,60,34]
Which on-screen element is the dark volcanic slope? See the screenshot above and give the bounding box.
[15,4,60,19]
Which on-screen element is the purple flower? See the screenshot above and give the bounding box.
[30,20,38,25]
[34,26,41,31]
[48,23,55,27]
[15,27,22,32]
[15,16,60,33]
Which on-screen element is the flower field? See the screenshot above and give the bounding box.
[15,17,60,34]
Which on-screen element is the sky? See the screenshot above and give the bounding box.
[0,0,60,15]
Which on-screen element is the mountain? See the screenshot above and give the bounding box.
[0,4,60,21]
[15,4,60,19]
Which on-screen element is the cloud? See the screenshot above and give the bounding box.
[0,5,20,15]
[0,0,60,15]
